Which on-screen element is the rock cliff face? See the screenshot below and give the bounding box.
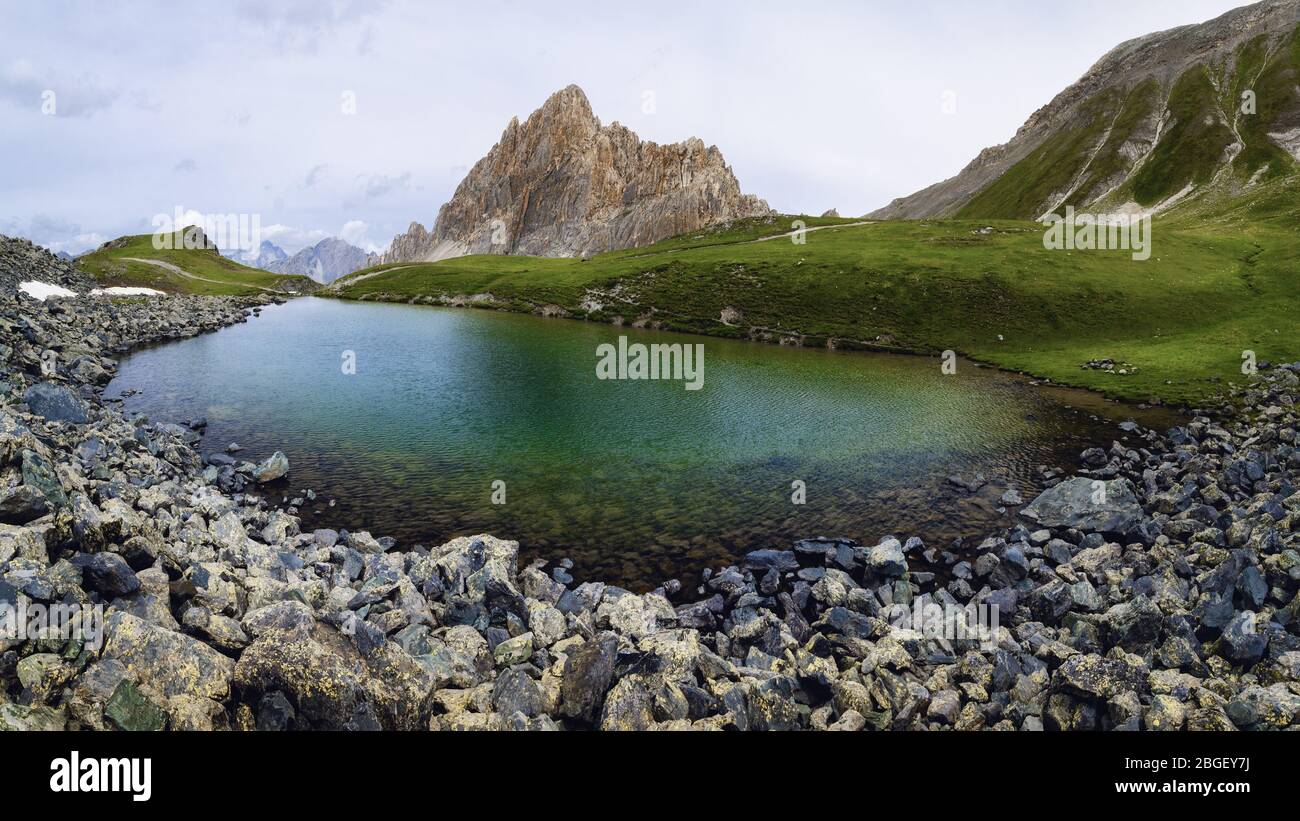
[383,85,772,262]
[872,0,1300,220]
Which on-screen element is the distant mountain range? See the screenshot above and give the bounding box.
[872,0,1300,220]
[382,84,772,263]
[226,237,378,284]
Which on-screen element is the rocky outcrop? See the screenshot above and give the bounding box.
[0,236,93,293]
[382,85,772,263]
[383,223,435,264]
[872,0,1300,220]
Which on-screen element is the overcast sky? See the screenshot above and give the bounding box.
[0,0,1250,256]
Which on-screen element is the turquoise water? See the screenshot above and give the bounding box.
[109,297,1160,589]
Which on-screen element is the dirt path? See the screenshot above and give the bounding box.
[749,220,875,242]
[121,257,281,293]
[329,264,421,291]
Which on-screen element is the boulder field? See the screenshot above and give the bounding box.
[1,258,1298,730]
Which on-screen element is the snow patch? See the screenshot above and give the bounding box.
[18,281,77,301]
[91,287,166,297]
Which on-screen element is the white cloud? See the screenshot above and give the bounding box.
[358,172,413,200]
[0,58,118,117]
[47,232,107,255]
[259,223,331,255]
[233,0,392,54]
[2,214,107,255]
[304,164,328,188]
[339,219,381,253]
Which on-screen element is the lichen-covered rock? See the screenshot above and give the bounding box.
[102,612,234,701]
[252,451,289,483]
[22,381,89,424]
[599,676,655,731]
[1053,654,1147,700]
[104,679,168,731]
[559,634,617,724]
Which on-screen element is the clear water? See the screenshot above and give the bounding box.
[108,297,1171,590]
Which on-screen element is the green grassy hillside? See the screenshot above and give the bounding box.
[956,89,1126,220]
[78,233,318,296]
[334,184,1300,406]
[954,23,1300,219]
[1229,27,1300,181]
[1129,66,1237,206]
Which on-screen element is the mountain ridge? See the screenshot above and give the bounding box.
[265,237,377,284]
[871,0,1300,220]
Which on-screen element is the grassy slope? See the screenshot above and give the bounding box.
[1129,65,1238,206]
[1064,79,1162,209]
[1230,26,1300,181]
[955,91,1121,220]
[77,233,316,296]
[334,185,1300,406]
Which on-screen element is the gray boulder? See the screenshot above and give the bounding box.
[253,451,289,483]
[22,382,89,424]
[0,485,47,524]
[1020,477,1143,535]
[559,634,617,724]
[72,553,141,597]
[864,537,907,577]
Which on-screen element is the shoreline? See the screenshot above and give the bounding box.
[2,273,1297,731]
[328,287,1205,414]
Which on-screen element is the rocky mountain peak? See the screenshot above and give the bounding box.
[383,84,772,263]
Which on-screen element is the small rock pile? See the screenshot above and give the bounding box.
[1,239,1297,731]
[1082,358,1139,376]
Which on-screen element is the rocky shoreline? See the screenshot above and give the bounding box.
[2,243,1298,731]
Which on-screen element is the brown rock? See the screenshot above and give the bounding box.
[383,85,771,263]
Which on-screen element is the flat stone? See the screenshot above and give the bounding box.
[1021,477,1143,536]
[23,381,89,424]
